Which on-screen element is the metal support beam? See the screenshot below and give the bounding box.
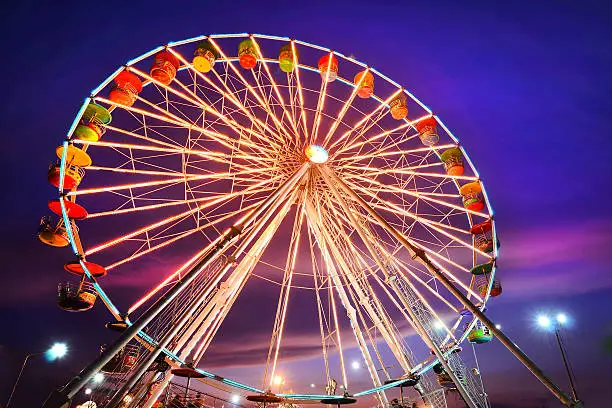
[322,165,580,408]
[42,163,310,408]
[318,166,474,407]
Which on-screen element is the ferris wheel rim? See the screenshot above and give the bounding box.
[52,33,497,406]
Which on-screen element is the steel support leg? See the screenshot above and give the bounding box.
[321,165,579,408]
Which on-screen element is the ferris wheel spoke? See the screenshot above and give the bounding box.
[333,145,455,166]
[319,70,364,148]
[191,187,301,367]
[67,171,253,198]
[166,48,289,147]
[321,171,464,350]
[73,139,278,175]
[306,196,410,388]
[106,197,268,272]
[132,64,286,156]
[85,184,274,219]
[328,89,402,152]
[249,36,302,145]
[347,172,487,219]
[304,205,350,389]
[310,51,335,145]
[332,114,430,157]
[207,38,297,145]
[288,41,310,143]
[104,124,185,149]
[307,228,334,383]
[95,96,267,158]
[350,220,461,313]
[85,174,284,256]
[344,164,479,182]
[340,179,490,262]
[323,166,484,301]
[85,163,275,184]
[265,201,305,386]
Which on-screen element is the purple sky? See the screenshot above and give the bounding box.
[1,1,611,407]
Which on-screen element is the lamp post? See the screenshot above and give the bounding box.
[536,313,579,402]
[6,342,68,408]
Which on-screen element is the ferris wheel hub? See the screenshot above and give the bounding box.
[305,144,329,164]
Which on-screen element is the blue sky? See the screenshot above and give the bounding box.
[1,1,611,407]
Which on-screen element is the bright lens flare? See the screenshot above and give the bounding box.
[47,342,68,360]
[351,360,360,370]
[537,315,551,328]
[231,395,240,403]
[305,144,329,163]
[273,375,284,385]
[93,373,105,383]
[556,313,567,324]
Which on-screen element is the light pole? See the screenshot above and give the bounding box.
[536,313,579,402]
[6,342,68,407]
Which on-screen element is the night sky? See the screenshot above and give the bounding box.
[1,1,611,407]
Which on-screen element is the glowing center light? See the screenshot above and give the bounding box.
[273,375,284,385]
[93,373,105,383]
[556,313,567,324]
[231,395,240,403]
[305,145,329,164]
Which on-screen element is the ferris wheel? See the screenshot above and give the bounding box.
[38,34,576,408]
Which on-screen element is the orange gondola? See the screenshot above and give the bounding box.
[38,216,71,247]
[415,117,439,146]
[318,54,338,82]
[440,147,464,176]
[354,70,374,98]
[238,39,258,69]
[470,219,498,253]
[48,145,91,189]
[389,93,408,120]
[459,181,485,211]
[150,51,180,85]
[109,71,143,107]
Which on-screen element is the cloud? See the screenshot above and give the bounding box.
[495,218,612,299]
